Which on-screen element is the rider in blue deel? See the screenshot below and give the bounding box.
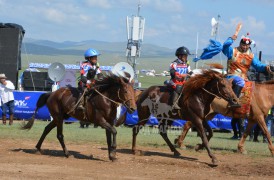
[222,32,271,107]
[223,32,272,139]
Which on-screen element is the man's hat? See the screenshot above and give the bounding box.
[0,74,7,79]
[240,33,252,45]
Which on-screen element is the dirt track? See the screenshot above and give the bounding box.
[0,138,273,180]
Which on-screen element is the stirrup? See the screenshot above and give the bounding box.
[228,103,241,108]
[172,104,181,110]
[77,105,85,111]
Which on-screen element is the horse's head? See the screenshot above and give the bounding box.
[115,74,137,114]
[205,71,239,104]
[184,70,238,104]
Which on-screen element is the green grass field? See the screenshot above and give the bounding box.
[0,121,272,158]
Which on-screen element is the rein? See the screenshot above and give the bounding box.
[202,88,221,99]
[94,89,121,106]
[67,81,133,114]
[201,81,227,100]
[94,87,133,110]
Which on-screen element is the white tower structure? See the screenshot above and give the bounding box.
[126,3,145,88]
[211,14,221,40]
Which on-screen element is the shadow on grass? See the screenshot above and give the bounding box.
[11,148,104,161]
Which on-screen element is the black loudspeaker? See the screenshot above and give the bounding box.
[23,72,49,80]
[0,23,25,89]
[22,72,53,91]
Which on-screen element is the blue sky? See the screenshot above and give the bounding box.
[1,0,274,56]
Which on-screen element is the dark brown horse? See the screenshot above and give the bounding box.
[22,74,136,161]
[175,80,274,156]
[132,70,238,166]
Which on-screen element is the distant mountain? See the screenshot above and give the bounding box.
[23,38,174,57]
[22,38,274,61]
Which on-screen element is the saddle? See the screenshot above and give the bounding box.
[233,81,254,114]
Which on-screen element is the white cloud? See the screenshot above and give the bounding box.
[245,16,265,33]
[153,0,184,12]
[43,8,67,24]
[143,27,161,37]
[85,0,112,9]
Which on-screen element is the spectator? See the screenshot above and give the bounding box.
[0,74,15,125]
[79,121,91,128]
[231,118,245,139]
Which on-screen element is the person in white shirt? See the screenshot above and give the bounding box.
[0,74,15,125]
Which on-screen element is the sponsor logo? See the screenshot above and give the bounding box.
[14,100,28,107]
[25,96,31,100]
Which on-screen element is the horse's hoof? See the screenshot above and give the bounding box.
[195,144,203,151]
[211,159,218,167]
[173,151,181,157]
[65,153,71,158]
[174,138,179,145]
[179,145,187,150]
[173,144,179,148]
[133,150,144,156]
[35,149,43,155]
[110,157,118,162]
[109,151,117,161]
[238,149,247,155]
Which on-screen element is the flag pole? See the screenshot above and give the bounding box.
[195,32,199,69]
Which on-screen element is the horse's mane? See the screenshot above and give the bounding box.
[94,73,130,92]
[183,69,223,99]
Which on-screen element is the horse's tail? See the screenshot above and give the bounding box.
[21,93,51,130]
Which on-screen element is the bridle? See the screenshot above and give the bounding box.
[94,85,133,109]
[117,88,133,109]
[202,78,232,101]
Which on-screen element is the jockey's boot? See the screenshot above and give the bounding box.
[9,114,13,125]
[76,93,85,111]
[169,85,182,110]
[2,116,6,125]
[229,85,243,108]
[172,91,181,110]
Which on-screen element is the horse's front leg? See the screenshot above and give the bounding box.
[195,120,213,151]
[237,120,255,154]
[191,115,218,166]
[159,121,181,157]
[56,122,70,157]
[101,121,117,161]
[36,120,57,154]
[174,121,192,149]
[255,117,274,156]
[132,106,150,155]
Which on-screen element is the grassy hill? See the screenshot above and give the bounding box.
[20,38,274,88]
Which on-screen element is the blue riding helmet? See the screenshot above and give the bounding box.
[84,48,100,58]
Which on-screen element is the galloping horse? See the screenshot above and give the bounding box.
[132,70,238,166]
[175,80,274,156]
[22,74,136,161]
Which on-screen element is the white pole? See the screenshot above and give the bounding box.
[195,32,199,69]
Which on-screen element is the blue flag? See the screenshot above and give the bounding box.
[193,39,223,62]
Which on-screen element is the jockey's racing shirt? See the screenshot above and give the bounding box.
[169,59,191,87]
[80,61,101,77]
